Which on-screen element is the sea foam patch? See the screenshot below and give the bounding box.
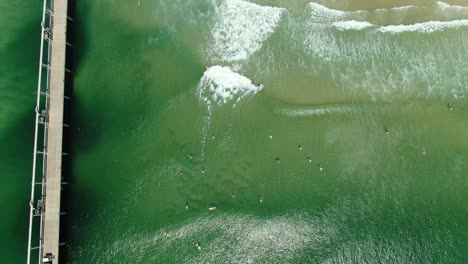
[307,2,416,23]
[437,1,468,12]
[308,1,468,24]
[209,0,285,62]
[306,1,468,58]
[304,2,468,100]
[331,19,468,33]
[308,2,349,22]
[378,19,468,33]
[332,20,374,31]
[197,66,262,107]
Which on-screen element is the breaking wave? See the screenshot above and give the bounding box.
[308,1,468,24]
[208,0,285,63]
[307,2,419,24]
[196,66,262,158]
[330,19,468,33]
[378,19,468,33]
[332,20,374,31]
[197,66,262,107]
[303,2,468,100]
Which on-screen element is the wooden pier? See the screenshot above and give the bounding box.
[42,0,68,261]
[27,0,69,263]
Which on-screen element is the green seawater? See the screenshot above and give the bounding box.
[65,0,468,263]
[3,0,468,263]
[0,0,41,261]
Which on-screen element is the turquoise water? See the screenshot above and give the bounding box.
[64,0,468,263]
[2,0,468,263]
[0,0,41,261]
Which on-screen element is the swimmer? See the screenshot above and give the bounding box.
[384,127,390,134]
[185,201,189,209]
[196,242,202,251]
[318,164,323,171]
[299,144,303,150]
[419,148,426,156]
[268,132,273,139]
[275,157,280,164]
[259,195,263,203]
[448,103,453,110]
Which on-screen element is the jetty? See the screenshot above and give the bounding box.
[27,0,69,263]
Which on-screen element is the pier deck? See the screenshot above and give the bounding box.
[42,0,68,262]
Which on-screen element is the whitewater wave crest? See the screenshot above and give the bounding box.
[208,0,285,63]
[378,19,468,33]
[197,66,262,107]
[307,2,417,23]
[332,20,374,31]
[308,1,468,25]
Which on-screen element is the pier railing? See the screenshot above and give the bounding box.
[27,0,54,263]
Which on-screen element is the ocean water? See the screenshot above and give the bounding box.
[66,0,468,263]
[0,0,41,261]
[4,0,468,263]
[64,0,468,263]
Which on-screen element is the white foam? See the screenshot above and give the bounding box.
[378,19,468,33]
[435,1,468,21]
[308,2,346,22]
[376,5,416,11]
[197,65,262,159]
[197,66,262,107]
[307,2,417,23]
[303,14,468,100]
[436,1,468,10]
[278,106,353,117]
[329,19,468,33]
[307,1,468,26]
[209,0,285,62]
[437,1,451,9]
[332,20,374,31]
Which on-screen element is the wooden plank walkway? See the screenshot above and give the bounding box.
[42,0,68,262]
